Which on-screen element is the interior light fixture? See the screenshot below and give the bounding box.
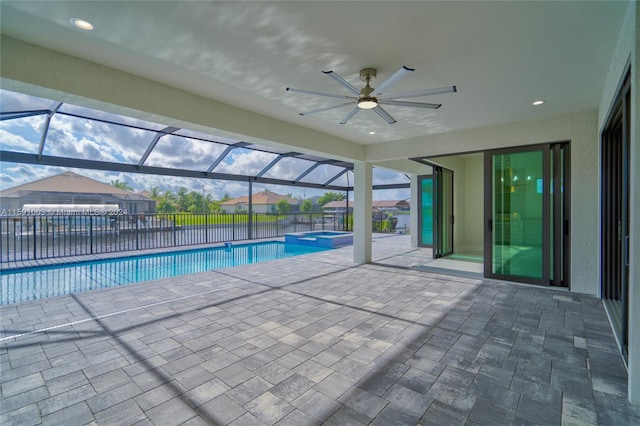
[532,100,545,106]
[369,131,376,135]
[357,97,378,109]
[70,18,94,30]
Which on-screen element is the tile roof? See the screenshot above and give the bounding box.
[372,200,409,208]
[323,200,350,208]
[0,171,151,200]
[220,190,299,206]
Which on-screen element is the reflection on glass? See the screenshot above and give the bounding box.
[492,151,543,279]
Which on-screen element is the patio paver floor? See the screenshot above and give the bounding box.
[1,235,638,425]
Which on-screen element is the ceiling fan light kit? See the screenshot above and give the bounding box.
[286,66,456,124]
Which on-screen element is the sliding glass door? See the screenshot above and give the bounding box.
[485,143,569,286]
[601,71,630,360]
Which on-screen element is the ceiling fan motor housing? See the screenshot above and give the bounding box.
[358,68,377,106]
[359,68,377,81]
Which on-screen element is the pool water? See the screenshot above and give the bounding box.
[0,241,329,305]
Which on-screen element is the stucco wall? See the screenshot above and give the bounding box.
[462,155,484,255]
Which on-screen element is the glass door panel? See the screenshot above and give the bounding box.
[419,176,433,246]
[491,150,544,279]
[438,168,454,257]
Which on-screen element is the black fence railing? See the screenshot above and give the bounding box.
[0,212,355,264]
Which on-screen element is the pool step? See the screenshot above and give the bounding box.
[298,237,317,242]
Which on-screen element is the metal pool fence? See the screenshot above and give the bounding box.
[0,211,411,264]
[0,212,352,264]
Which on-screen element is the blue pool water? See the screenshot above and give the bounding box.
[0,241,329,305]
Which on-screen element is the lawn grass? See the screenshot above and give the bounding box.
[159,213,303,227]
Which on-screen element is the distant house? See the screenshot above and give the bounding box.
[220,190,300,213]
[323,199,409,215]
[0,171,155,214]
[372,200,410,212]
[322,200,353,214]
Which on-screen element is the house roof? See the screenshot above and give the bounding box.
[220,190,299,206]
[0,171,152,201]
[323,200,407,209]
[373,200,409,208]
[323,201,351,209]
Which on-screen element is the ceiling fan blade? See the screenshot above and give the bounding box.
[339,106,361,124]
[286,87,354,100]
[372,106,397,124]
[378,99,441,109]
[370,66,415,97]
[299,102,354,116]
[385,85,457,100]
[322,71,361,96]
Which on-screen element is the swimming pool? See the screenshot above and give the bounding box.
[0,241,329,305]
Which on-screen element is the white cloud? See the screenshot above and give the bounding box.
[0,129,39,152]
[214,149,277,176]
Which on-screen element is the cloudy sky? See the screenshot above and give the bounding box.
[0,90,410,201]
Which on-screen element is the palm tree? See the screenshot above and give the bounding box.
[149,186,161,201]
[110,179,133,191]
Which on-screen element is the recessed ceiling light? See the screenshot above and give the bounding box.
[70,18,94,31]
[532,100,545,106]
[369,131,376,135]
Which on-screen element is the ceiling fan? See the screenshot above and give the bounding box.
[286,66,456,124]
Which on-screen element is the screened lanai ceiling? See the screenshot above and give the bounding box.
[0,89,409,191]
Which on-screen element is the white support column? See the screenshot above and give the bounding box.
[353,162,372,264]
[410,174,419,248]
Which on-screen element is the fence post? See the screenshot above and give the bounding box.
[33,218,37,260]
[173,214,176,246]
[89,215,93,254]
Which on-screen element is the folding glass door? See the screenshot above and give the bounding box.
[418,166,454,258]
[484,143,569,286]
[434,167,454,257]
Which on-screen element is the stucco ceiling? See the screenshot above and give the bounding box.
[0,1,629,145]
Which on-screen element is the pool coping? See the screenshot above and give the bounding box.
[0,237,285,272]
